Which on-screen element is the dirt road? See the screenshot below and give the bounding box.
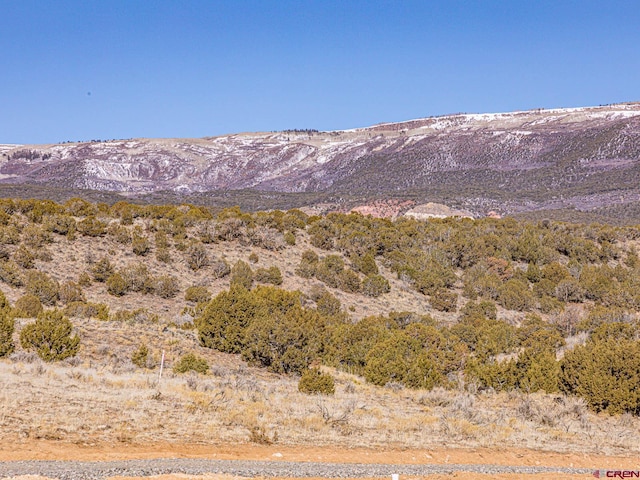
[2,441,639,479]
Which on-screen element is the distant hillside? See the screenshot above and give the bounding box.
[2,103,640,223]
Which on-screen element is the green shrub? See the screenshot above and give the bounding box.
[154,275,179,299]
[337,268,361,293]
[248,252,259,263]
[315,290,342,317]
[121,263,152,293]
[44,214,76,236]
[185,286,212,303]
[21,224,52,248]
[77,271,92,287]
[58,281,85,305]
[295,260,317,278]
[65,197,97,217]
[20,309,80,362]
[155,231,170,249]
[0,225,21,245]
[76,216,107,237]
[451,316,518,360]
[513,347,560,393]
[301,250,319,264]
[497,279,534,311]
[15,294,44,318]
[91,257,114,282]
[106,273,128,296]
[0,289,10,311]
[0,310,15,357]
[298,368,335,395]
[361,274,390,297]
[197,286,262,354]
[131,344,150,369]
[25,271,59,306]
[459,300,497,321]
[13,245,35,269]
[350,252,379,275]
[132,234,151,256]
[284,231,296,245]
[173,353,209,374]
[107,224,131,244]
[242,304,327,374]
[255,266,283,285]
[230,260,253,289]
[560,323,640,415]
[156,248,172,263]
[430,288,458,312]
[0,260,24,287]
[63,301,109,320]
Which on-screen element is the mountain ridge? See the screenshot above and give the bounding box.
[2,102,640,221]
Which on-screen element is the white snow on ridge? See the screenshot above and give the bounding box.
[0,144,22,154]
[334,103,640,134]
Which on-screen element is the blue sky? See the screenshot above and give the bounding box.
[2,0,639,144]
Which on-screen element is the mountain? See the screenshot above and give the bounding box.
[2,102,640,222]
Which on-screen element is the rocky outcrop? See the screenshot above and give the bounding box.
[404,203,474,220]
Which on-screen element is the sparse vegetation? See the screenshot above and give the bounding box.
[0,198,636,420]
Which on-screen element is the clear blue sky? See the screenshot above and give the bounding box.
[2,0,639,144]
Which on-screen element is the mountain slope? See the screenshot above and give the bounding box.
[2,103,640,219]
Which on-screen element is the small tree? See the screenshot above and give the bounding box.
[0,310,15,357]
[298,368,335,395]
[154,275,179,299]
[59,281,85,304]
[132,234,151,256]
[361,274,390,297]
[430,288,457,312]
[131,343,151,369]
[106,273,128,297]
[13,245,35,269]
[173,353,209,374]
[15,294,44,318]
[230,260,254,289]
[76,216,107,237]
[185,285,212,303]
[91,257,114,282]
[20,309,80,362]
[255,266,283,285]
[25,271,59,306]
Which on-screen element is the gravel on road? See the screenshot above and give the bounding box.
[0,458,594,479]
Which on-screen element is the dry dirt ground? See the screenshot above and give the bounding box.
[1,442,639,480]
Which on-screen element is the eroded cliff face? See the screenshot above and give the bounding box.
[2,103,640,216]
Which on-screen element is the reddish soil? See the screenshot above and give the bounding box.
[2,440,638,480]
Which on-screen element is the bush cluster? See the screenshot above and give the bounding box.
[1,199,640,415]
[20,309,80,362]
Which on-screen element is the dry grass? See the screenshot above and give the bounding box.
[1,317,639,455]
